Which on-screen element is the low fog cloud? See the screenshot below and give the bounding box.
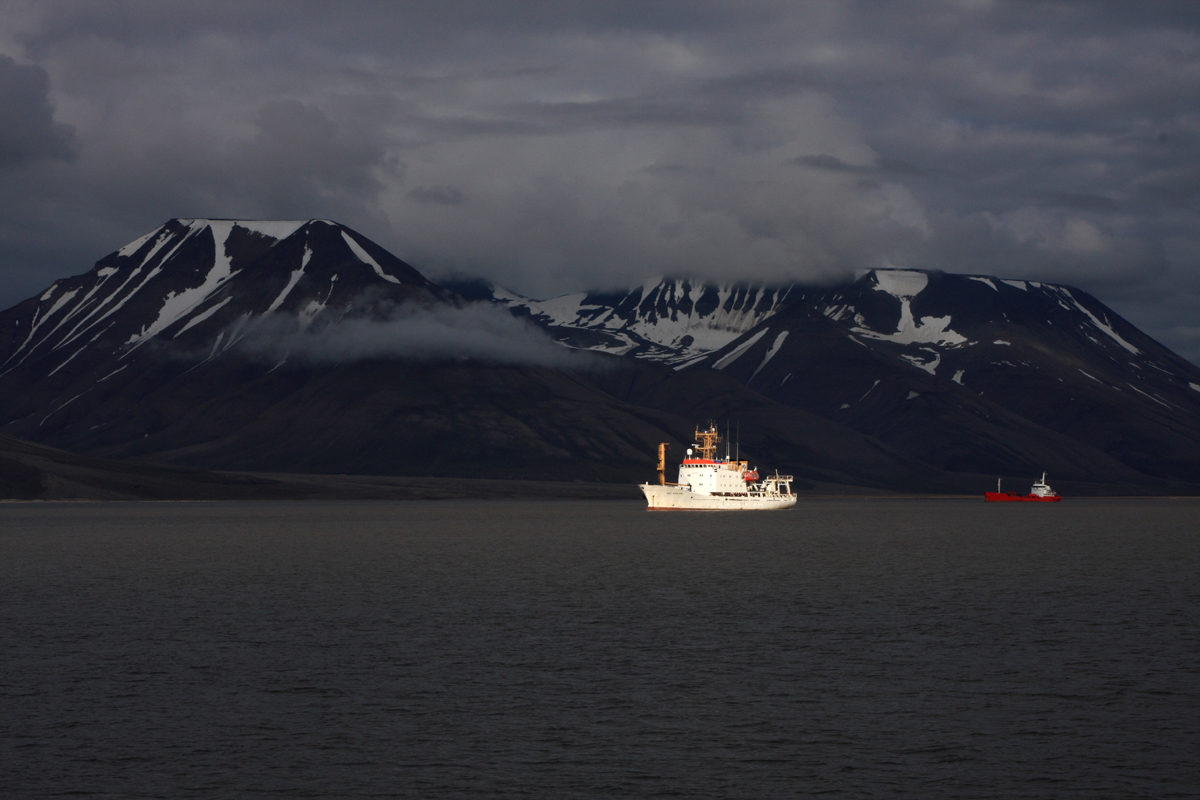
[235,300,597,369]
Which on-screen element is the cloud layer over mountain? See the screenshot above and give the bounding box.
[1,1,1198,361]
[234,300,596,369]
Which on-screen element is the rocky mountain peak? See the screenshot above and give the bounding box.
[1,218,438,382]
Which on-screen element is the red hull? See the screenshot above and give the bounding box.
[984,492,1062,502]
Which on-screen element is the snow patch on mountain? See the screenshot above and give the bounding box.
[235,220,308,242]
[43,269,128,351]
[854,305,966,347]
[48,345,87,376]
[97,364,127,383]
[116,230,156,258]
[900,349,941,375]
[59,224,210,352]
[625,280,791,353]
[713,329,769,369]
[342,231,400,284]
[873,270,928,299]
[175,297,233,337]
[593,333,641,356]
[55,264,158,352]
[136,229,174,268]
[1002,280,1027,291]
[1062,289,1139,355]
[521,291,600,327]
[40,390,87,426]
[5,288,79,365]
[823,303,855,321]
[750,331,789,380]
[673,353,711,371]
[968,276,998,291]
[124,221,241,352]
[853,270,967,348]
[495,278,792,362]
[267,245,313,314]
[1125,383,1172,409]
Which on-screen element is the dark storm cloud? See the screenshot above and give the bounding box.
[1040,193,1122,213]
[407,185,465,206]
[222,99,398,216]
[1,0,1200,362]
[794,155,959,180]
[0,55,75,167]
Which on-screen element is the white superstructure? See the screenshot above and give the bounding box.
[1030,472,1058,498]
[639,424,797,510]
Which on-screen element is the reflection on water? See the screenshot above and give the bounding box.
[2,499,1198,798]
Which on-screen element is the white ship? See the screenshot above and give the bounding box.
[639,423,797,510]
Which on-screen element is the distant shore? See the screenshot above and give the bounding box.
[5,468,1199,503]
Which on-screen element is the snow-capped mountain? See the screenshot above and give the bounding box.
[480,278,795,365]
[673,270,1200,482]
[3,220,857,485]
[478,268,1200,484]
[487,269,1198,390]
[694,269,1199,394]
[3,221,1200,492]
[0,218,438,386]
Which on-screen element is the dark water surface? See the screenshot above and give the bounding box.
[2,498,1198,798]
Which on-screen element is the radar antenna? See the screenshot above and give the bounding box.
[693,422,721,461]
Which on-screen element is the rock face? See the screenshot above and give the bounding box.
[0,219,436,382]
[1,219,881,487]
[479,277,796,365]
[3,220,1199,493]
[463,269,1200,487]
[683,270,1200,483]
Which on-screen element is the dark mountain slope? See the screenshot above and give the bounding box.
[677,300,1144,483]
[4,220,1198,494]
[0,430,300,500]
[0,220,936,488]
[640,270,1200,485]
[580,361,941,490]
[0,219,440,430]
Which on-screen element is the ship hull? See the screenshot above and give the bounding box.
[984,492,1062,502]
[640,483,797,510]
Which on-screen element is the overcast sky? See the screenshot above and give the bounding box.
[2,0,1199,362]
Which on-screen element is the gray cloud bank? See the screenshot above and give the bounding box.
[0,54,76,167]
[1,1,1199,362]
[234,300,594,369]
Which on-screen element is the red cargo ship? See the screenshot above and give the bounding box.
[985,473,1062,502]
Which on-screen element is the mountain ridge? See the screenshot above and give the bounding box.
[3,219,1199,494]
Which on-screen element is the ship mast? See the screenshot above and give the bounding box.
[694,422,721,461]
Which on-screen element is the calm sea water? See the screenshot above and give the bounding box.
[2,498,1198,798]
